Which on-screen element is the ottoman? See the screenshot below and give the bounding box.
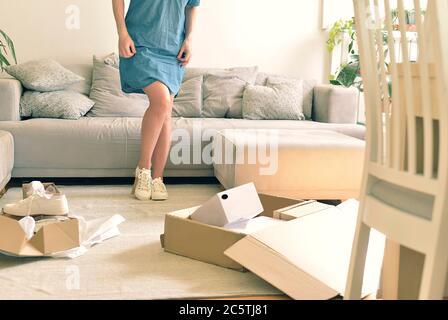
[213,129,365,200]
[0,130,14,193]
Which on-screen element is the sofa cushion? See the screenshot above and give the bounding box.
[65,64,93,96]
[256,73,316,120]
[5,59,84,92]
[20,91,95,120]
[173,76,203,118]
[0,117,365,176]
[184,66,258,84]
[242,78,305,120]
[202,75,247,118]
[88,54,149,117]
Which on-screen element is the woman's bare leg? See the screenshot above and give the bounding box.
[138,81,173,171]
[151,96,173,179]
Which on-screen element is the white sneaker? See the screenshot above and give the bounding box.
[132,167,152,201]
[151,178,168,201]
[3,193,69,217]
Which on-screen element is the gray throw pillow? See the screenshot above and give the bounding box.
[5,59,84,92]
[87,53,149,117]
[20,91,95,120]
[242,79,305,120]
[256,73,316,119]
[202,75,247,118]
[173,76,203,118]
[184,66,258,84]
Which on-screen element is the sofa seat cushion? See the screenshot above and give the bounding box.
[0,117,365,177]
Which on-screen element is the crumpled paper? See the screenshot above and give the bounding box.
[52,214,126,259]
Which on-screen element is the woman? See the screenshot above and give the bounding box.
[112,0,200,201]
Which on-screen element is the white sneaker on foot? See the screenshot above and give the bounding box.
[132,167,152,201]
[151,178,168,201]
[3,193,69,217]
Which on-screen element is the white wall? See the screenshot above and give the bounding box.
[1,0,354,82]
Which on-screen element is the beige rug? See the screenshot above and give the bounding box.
[0,184,281,300]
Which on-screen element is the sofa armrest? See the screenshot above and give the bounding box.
[313,84,359,124]
[0,78,22,121]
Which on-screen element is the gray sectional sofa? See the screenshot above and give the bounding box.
[0,64,365,179]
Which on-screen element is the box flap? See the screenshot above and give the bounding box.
[225,236,338,299]
[30,219,80,254]
[225,205,385,299]
[0,215,28,255]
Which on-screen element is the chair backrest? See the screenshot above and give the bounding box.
[354,0,448,201]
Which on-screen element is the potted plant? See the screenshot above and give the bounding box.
[327,18,393,123]
[0,29,17,72]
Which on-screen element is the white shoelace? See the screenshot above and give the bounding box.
[137,170,152,191]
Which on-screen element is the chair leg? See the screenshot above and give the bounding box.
[419,245,448,300]
[344,219,372,300]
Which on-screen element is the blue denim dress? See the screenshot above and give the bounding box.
[119,0,200,95]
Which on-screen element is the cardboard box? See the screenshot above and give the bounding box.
[0,214,80,257]
[161,194,302,270]
[224,201,386,300]
[22,182,62,199]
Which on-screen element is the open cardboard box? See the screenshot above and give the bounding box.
[161,194,325,270]
[0,182,80,257]
[0,214,80,257]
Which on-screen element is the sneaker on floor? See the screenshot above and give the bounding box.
[151,178,168,201]
[132,167,152,201]
[3,193,69,217]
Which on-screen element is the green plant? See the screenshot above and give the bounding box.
[327,18,356,53]
[327,18,362,90]
[0,29,17,72]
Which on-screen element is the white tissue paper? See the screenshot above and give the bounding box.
[18,216,36,240]
[225,216,284,235]
[51,214,126,259]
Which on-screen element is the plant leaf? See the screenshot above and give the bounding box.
[0,29,17,64]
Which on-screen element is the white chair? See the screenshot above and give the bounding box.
[345,0,448,300]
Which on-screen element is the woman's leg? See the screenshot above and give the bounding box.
[138,81,173,171]
[151,96,174,179]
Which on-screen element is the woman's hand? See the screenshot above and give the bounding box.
[119,33,136,58]
[177,38,193,67]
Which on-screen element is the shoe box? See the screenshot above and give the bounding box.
[0,183,80,257]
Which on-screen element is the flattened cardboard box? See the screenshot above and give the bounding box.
[161,194,306,270]
[0,214,80,257]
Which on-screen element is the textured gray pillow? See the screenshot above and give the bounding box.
[5,59,84,92]
[242,79,305,120]
[202,75,247,118]
[256,73,316,119]
[87,53,149,117]
[173,76,203,118]
[184,66,258,84]
[20,91,95,120]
